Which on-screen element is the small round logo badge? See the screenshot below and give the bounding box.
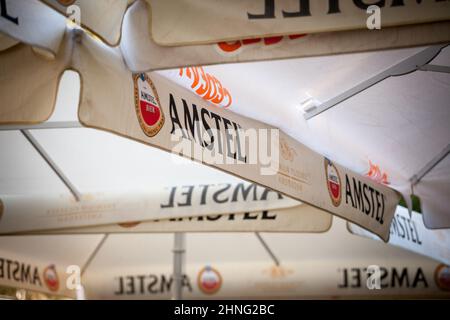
[43,264,59,292]
[133,73,165,137]
[325,158,342,207]
[197,266,222,295]
[435,264,450,291]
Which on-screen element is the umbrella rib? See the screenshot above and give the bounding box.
[418,64,450,74]
[303,44,447,120]
[80,234,109,277]
[20,129,81,201]
[410,144,450,186]
[172,232,186,300]
[255,232,280,266]
[0,121,82,131]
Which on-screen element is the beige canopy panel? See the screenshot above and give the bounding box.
[0,218,449,299]
[74,30,400,241]
[0,0,426,241]
[0,0,67,55]
[0,0,448,258]
[159,45,450,232]
[0,39,69,124]
[123,1,450,72]
[0,183,325,234]
[24,205,332,234]
[348,206,450,266]
[1,0,449,124]
[148,0,450,46]
[0,33,18,51]
[0,234,103,298]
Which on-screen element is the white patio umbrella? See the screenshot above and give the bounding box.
[0,75,330,300]
[163,46,450,229]
[27,205,450,267]
[349,206,450,266]
[0,77,447,266]
[0,73,329,234]
[0,68,445,266]
[82,217,450,299]
[0,217,449,299]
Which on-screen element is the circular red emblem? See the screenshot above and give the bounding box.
[133,73,165,137]
[435,264,450,291]
[325,158,342,207]
[43,264,59,292]
[197,266,222,295]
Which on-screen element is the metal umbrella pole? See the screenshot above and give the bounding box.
[172,232,186,300]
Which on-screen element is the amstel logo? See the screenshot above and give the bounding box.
[178,67,232,108]
[133,73,165,137]
[280,138,297,162]
[197,266,222,295]
[43,264,59,292]
[435,264,450,291]
[366,160,389,185]
[324,158,342,207]
[216,34,307,54]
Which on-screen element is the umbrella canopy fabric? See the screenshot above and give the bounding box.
[2,0,450,123]
[1,218,449,299]
[24,204,332,234]
[0,0,66,55]
[0,87,445,267]
[11,202,448,267]
[0,0,449,293]
[0,233,103,298]
[0,118,333,234]
[0,183,305,234]
[349,206,450,266]
[161,46,450,229]
[0,40,70,124]
[121,0,450,72]
[147,0,450,46]
[2,12,400,237]
[0,33,18,51]
[71,30,400,240]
